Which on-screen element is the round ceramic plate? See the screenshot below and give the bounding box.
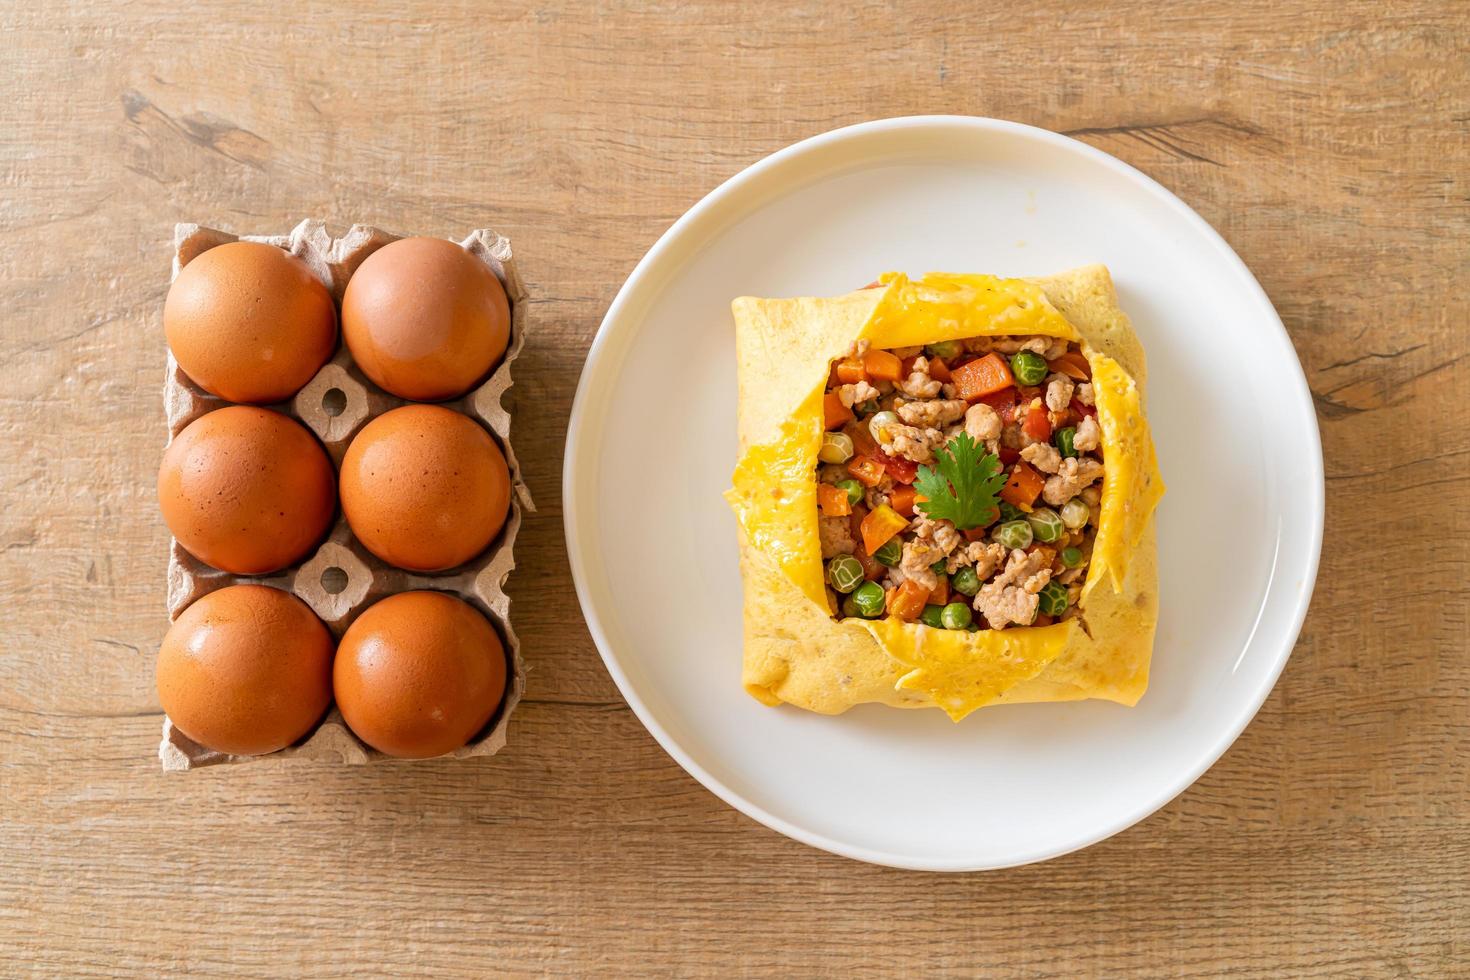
[563,116,1323,871]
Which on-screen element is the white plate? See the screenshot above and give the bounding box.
[563,116,1322,871]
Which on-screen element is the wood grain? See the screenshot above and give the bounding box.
[1,1,1466,975]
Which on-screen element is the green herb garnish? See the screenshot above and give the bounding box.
[913,433,1006,530]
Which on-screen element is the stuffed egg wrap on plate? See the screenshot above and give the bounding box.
[725,266,1165,721]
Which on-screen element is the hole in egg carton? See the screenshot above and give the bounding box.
[159,219,534,772]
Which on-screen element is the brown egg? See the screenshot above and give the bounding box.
[340,236,510,401]
[334,591,507,758]
[159,406,336,574]
[339,404,510,571]
[157,585,334,756]
[164,241,337,404]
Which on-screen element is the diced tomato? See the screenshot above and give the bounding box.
[1000,460,1045,507]
[860,280,884,289]
[816,482,851,517]
[962,527,990,543]
[835,358,867,385]
[978,386,1018,423]
[860,504,909,555]
[1016,385,1042,401]
[1033,613,1056,627]
[863,349,902,382]
[999,446,1020,465]
[1069,397,1097,419]
[900,355,919,378]
[951,353,1014,401]
[853,546,885,581]
[1022,401,1052,442]
[1047,351,1092,381]
[843,419,878,457]
[882,453,918,485]
[828,363,841,387]
[824,392,853,430]
[929,577,950,607]
[846,454,887,487]
[928,357,952,383]
[888,579,929,621]
[848,502,869,542]
[888,485,918,517]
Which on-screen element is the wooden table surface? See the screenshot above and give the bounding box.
[3,2,1466,976]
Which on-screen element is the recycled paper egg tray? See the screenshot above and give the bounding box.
[159,219,532,772]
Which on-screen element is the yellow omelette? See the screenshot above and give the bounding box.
[725,266,1165,720]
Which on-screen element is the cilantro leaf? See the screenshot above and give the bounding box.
[913,433,1006,530]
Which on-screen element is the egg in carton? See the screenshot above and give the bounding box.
[158,219,533,771]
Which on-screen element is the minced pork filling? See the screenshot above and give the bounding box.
[814,335,1102,631]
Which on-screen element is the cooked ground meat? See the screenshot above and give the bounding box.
[836,380,879,408]
[1020,441,1062,474]
[894,355,943,399]
[1042,456,1105,506]
[974,548,1053,630]
[1073,414,1101,452]
[897,398,968,428]
[1044,373,1075,412]
[819,516,856,558]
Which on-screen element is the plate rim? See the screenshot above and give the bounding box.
[562,114,1325,871]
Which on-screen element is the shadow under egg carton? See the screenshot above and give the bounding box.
[159,218,533,771]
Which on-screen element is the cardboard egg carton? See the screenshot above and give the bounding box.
[158,218,533,771]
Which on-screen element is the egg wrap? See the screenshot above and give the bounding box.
[725,266,1165,720]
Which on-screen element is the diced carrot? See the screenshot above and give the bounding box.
[853,546,885,581]
[835,358,867,384]
[929,577,950,606]
[889,579,929,621]
[951,353,1014,401]
[928,357,952,383]
[824,392,853,430]
[883,453,918,485]
[863,349,902,382]
[843,419,878,457]
[816,482,851,517]
[1047,351,1092,381]
[889,485,917,517]
[1000,461,1046,507]
[860,504,909,555]
[1022,400,1052,442]
[828,363,841,387]
[846,454,886,487]
[962,527,989,543]
[848,502,869,542]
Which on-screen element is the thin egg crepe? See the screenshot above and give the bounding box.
[725,267,1164,720]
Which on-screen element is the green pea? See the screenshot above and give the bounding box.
[993,519,1033,550]
[998,501,1024,524]
[919,604,946,629]
[924,340,963,360]
[1060,546,1085,568]
[868,410,899,442]
[967,623,982,633]
[1026,507,1064,543]
[873,538,902,567]
[841,594,862,618]
[851,581,886,618]
[951,566,981,596]
[1010,350,1048,386]
[827,555,865,594]
[1037,581,1069,617]
[1060,498,1089,529]
[930,558,947,574]
[1054,426,1077,458]
[835,478,864,506]
[941,602,972,630]
[819,431,854,464]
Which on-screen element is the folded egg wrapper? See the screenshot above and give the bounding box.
[159,219,533,771]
